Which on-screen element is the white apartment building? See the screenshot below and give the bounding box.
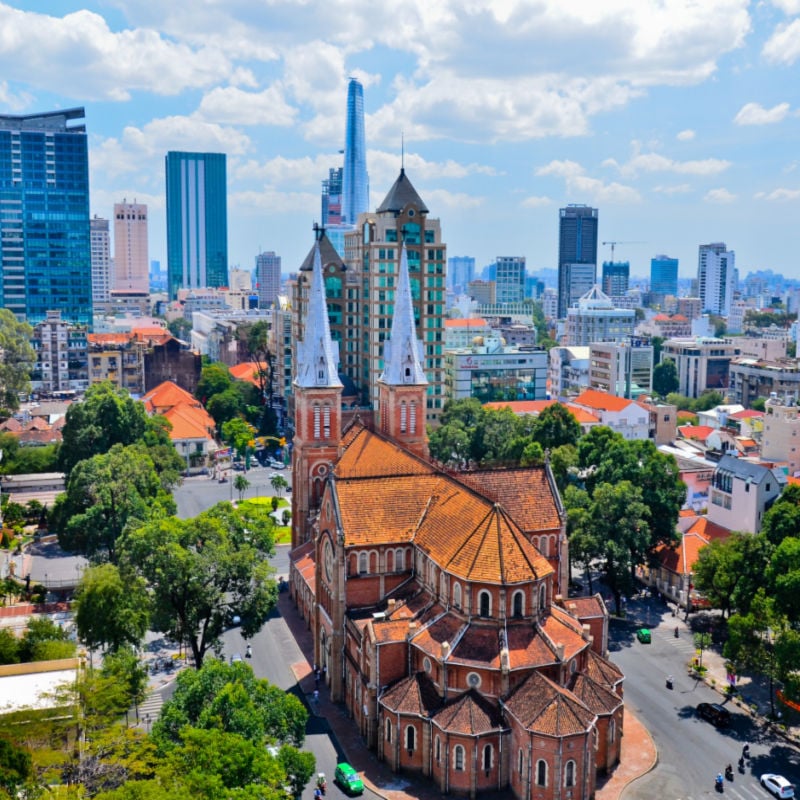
[698,242,736,316]
[589,339,653,399]
[660,337,740,399]
[565,285,635,347]
[90,215,112,308]
[113,200,149,294]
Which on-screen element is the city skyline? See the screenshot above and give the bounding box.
[3,2,800,281]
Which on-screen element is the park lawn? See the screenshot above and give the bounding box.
[239,497,291,544]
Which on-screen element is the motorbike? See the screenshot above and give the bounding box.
[674,627,679,638]
[665,676,673,690]
[316,773,326,795]
[725,765,734,782]
[738,757,745,773]
[715,773,724,792]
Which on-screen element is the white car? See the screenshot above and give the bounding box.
[269,459,286,470]
[761,774,795,799]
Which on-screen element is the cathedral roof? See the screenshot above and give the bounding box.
[376,168,429,214]
[433,690,504,735]
[299,229,345,272]
[584,649,624,690]
[503,671,595,737]
[380,672,442,717]
[569,673,623,716]
[336,424,435,479]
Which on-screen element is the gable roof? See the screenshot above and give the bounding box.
[570,673,623,716]
[482,399,600,426]
[229,361,264,387]
[433,690,504,735]
[678,424,714,442]
[445,318,488,328]
[142,380,201,414]
[380,672,442,717]
[573,389,633,413]
[715,453,788,487]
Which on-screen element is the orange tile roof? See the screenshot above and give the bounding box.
[372,619,417,645]
[162,403,215,441]
[481,399,599,426]
[410,613,466,661]
[563,595,606,619]
[678,425,714,441]
[573,389,633,413]
[142,380,201,414]
[444,318,488,328]
[506,624,561,670]
[337,425,435,479]
[676,410,697,421]
[433,691,503,735]
[230,361,265,387]
[450,624,502,668]
[730,409,764,420]
[87,333,134,346]
[381,673,442,716]
[686,516,730,541]
[570,673,623,715]
[540,612,588,661]
[655,518,729,575]
[585,650,624,689]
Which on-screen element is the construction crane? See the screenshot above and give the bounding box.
[602,240,645,261]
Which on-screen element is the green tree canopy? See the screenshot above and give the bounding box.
[121,502,277,669]
[762,483,800,546]
[196,363,234,403]
[0,308,34,412]
[530,403,581,451]
[652,358,679,397]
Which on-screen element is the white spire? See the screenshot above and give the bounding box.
[380,243,427,386]
[295,243,342,389]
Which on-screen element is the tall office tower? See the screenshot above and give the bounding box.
[698,242,736,316]
[255,250,281,309]
[557,204,598,318]
[447,255,475,294]
[650,254,679,298]
[90,215,112,308]
[321,167,343,226]
[602,261,629,297]
[113,199,149,293]
[0,108,92,326]
[495,256,527,304]
[341,78,369,225]
[165,151,228,298]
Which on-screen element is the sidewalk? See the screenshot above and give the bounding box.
[278,592,651,800]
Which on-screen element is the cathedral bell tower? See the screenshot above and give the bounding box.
[377,242,429,460]
[291,237,343,548]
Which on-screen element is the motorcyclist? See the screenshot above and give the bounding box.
[246,643,252,658]
[742,744,750,759]
[725,764,733,780]
[716,772,724,788]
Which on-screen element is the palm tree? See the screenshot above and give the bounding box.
[270,474,288,498]
[234,474,250,502]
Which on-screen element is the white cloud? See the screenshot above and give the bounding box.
[522,196,553,208]
[536,160,641,204]
[230,188,319,215]
[734,101,791,125]
[0,79,31,111]
[755,187,800,201]
[606,147,730,177]
[763,19,800,65]
[704,188,737,203]
[197,86,297,127]
[423,189,484,210]
[677,129,696,141]
[770,0,800,14]
[652,184,692,195]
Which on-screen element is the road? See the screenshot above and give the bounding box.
[610,601,800,800]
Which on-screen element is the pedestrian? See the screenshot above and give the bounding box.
[314,673,320,688]
[322,664,327,680]
[313,689,319,705]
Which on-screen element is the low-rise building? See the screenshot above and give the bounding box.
[571,389,650,440]
[86,333,146,395]
[637,399,678,445]
[589,338,653,398]
[728,357,800,408]
[444,318,490,350]
[725,336,787,361]
[30,310,89,395]
[762,394,800,478]
[549,346,590,398]
[660,337,740,399]
[483,398,600,434]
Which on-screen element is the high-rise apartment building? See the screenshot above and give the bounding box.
[601,261,629,297]
[30,310,88,394]
[698,242,736,316]
[90,215,112,308]
[650,254,679,299]
[495,256,526,304]
[557,205,598,318]
[165,151,228,298]
[341,78,369,225]
[0,108,92,326]
[113,199,149,294]
[447,256,475,294]
[255,251,281,309]
[321,167,343,227]
[566,285,635,346]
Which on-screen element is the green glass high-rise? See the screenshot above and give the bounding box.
[0,107,92,327]
[165,151,228,298]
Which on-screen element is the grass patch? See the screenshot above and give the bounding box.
[274,526,291,544]
[241,496,289,508]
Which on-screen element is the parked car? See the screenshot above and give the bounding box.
[230,652,243,664]
[761,774,795,798]
[635,628,651,644]
[334,763,364,795]
[269,459,286,470]
[696,702,731,727]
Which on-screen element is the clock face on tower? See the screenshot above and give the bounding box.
[323,539,334,582]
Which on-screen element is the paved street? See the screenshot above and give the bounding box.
[611,599,800,799]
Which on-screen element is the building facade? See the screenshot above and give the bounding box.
[762,394,800,477]
[728,357,800,408]
[341,78,369,225]
[30,310,88,394]
[557,205,598,318]
[0,108,92,326]
[589,339,653,399]
[90,215,112,309]
[165,151,228,297]
[495,256,526,305]
[448,256,475,294]
[256,250,282,309]
[650,255,678,300]
[698,243,736,316]
[113,200,149,294]
[289,240,623,800]
[601,261,629,298]
[321,167,343,227]
[565,286,635,347]
[661,337,740,399]
[86,333,145,394]
[549,346,590,399]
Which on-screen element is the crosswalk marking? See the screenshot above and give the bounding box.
[135,690,163,728]
[680,781,768,800]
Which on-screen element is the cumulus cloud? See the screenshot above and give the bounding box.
[770,0,800,15]
[230,188,319,215]
[704,188,737,203]
[755,187,800,201]
[605,147,730,177]
[677,129,696,141]
[653,184,692,194]
[763,19,800,65]
[522,196,553,208]
[196,85,297,127]
[536,160,641,204]
[734,101,791,125]
[423,189,484,210]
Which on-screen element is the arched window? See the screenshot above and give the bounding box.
[400,401,407,433]
[535,759,548,787]
[479,590,491,617]
[396,549,405,571]
[386,718,392,743]
[512,590,524,618]
[518,748,524,775]
[482,744,492,772]
[313,405,321,439]
[609,718,616,742]
[405,725,416,752]
[453,583,462,610]
[454,745,465,771]
[538,535,549,556]
[323,405,331,438]
[435,736,441,762]
[358,552,368,574]
[565,760,576,788]
[539,584,547,611]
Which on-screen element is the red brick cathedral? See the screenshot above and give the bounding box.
[289,201,624,800]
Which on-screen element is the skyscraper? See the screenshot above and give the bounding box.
[447,256,475,293]
[321,167,343,227]
[650,254,679,299]
[557,205,598,318]
[90,215,112,308]
[0,108,92,326]
[601,261,629,297]
[341,78,369,225]
[165,151,228,298]
[255,250,281,309]
[495,256,526,304]
[698,242,736,316]
[113,199,149,294]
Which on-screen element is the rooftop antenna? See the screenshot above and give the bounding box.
[401,131,404,172]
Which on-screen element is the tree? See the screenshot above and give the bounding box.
[153,658,308,748]
[121,502,277,669]
[74,564,150,653]
[531,403,581,451]
[234,474,250,502]
[693,631,712,668]
[762,484,800,546]
[51,443,175,563]
[18,617,75,663]
[207,388,244,428]
[269,474,288,497]
[766,535,800,623]
[167,317,192,340]
[240,320,278,436]
[0,309,34,412]
[58,382,149,475]
[0,737,33,798]
[652,358,679,397]
[277,744,316,799]
[427,419,471,468]
[195,363,233,404]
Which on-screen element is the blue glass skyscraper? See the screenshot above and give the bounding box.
[650,254,679,298]
[341,78,369,225]
[0,108,92,327]
[165,151,228,298]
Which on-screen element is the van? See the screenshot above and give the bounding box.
[696,702,731,727]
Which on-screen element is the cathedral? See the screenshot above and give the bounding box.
[289,174,624,800]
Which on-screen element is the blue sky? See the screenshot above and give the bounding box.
[3,1,800,281]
